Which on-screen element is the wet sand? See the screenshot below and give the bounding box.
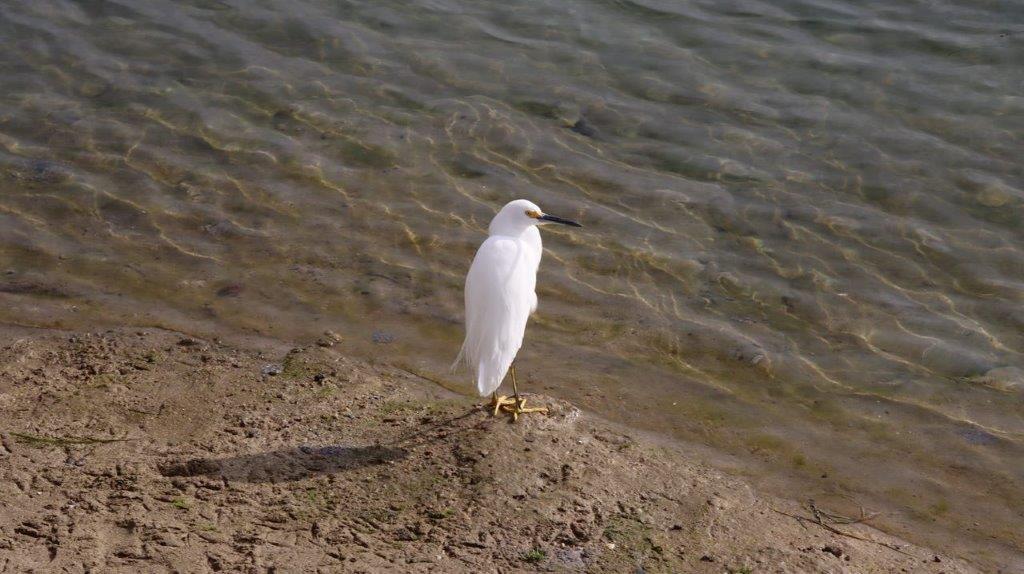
[0,325,997,572]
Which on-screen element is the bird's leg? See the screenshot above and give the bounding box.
[489,392,516,416]
[511,365,522,407]
[501,366,548,422]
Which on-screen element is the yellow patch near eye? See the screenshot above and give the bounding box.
[525,209,541,218]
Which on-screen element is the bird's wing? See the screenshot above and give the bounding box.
[455,236,537,396]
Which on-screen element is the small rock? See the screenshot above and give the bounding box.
[21,160,72,184]
[394,527,417,541]
[78,80,109,98]
[372,330,395,344]
[459,538,487,549]
[570,522,589,541]
[822,545,843,558]
[197,531,226,544]
[112,544,149,559]
[976,181,1016,207]
[317,330,342,347]
[215,284,243,297]
[207,552,225,571]
[262,364,282,376]
[156,532,183,547]
[568,117,598,138]
[410,522,430,537]
[555,548,586,569]
[958,427,999,445]
[353,531,372,548]
[15,523,44,538]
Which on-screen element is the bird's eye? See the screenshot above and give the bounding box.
[525,209,540,219]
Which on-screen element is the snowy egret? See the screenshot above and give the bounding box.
[454,199,582,421]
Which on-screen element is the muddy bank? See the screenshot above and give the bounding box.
[0,326,982,572]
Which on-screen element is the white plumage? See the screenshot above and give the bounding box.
[454,199,580,398]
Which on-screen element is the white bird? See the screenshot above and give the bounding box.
[454,199,582,420]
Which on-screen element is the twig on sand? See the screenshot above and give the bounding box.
[810,499,881,526]
[9,432,134,447]
[771,499,910,556]
[393,365,457,392]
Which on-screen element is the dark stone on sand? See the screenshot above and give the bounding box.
[515,100,562,119]
[569,117,598,138]
[216,284,243,297]
[261,364,282,376]
[372,330,395,344]
[15,160,72,185]
[0,281,72,299]
[822,545,844,558]
[957,427,999,446]
[394,527,417,541]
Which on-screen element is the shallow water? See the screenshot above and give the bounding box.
[1,0,1022,566]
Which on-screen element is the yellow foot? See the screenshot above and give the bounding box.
[489,394,517,416]
[499,396,548,423]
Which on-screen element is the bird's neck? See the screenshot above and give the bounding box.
[490,226,542,249]
[488,224,533,239]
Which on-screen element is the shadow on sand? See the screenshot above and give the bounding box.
[155,406,492,484]
[157,444,408,483]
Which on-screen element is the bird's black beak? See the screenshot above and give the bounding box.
[539,214,582,227]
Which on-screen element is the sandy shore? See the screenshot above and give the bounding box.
[0,326,980,573]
